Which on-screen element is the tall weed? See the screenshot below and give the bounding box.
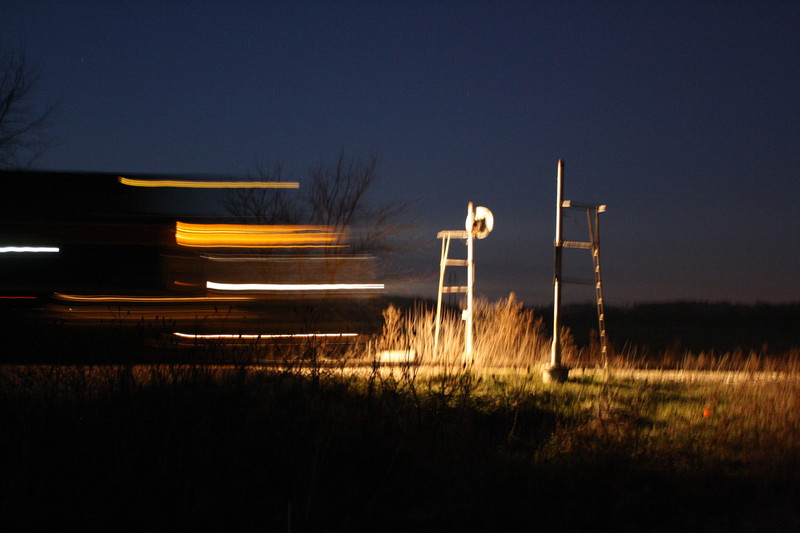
[375,294,551,370]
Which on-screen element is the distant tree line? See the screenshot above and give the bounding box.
[535,301,800,354]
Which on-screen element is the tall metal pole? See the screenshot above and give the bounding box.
[545,160,568,383]
[551,161,564,368]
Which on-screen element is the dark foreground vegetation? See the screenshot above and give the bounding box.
[2,363,800,532]
[2,298,799,531]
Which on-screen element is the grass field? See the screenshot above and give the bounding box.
[1,296,799,531]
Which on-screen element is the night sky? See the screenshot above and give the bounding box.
[3,1,799,305]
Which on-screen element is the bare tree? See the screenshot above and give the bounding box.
[223,150,412,255]
[222,161,301,224]
[0,50,56,169]
[306,151,411,254]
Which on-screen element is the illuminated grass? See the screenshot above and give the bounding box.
[1,296,799,529]
[2,359,800,530]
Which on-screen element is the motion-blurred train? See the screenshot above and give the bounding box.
[0,170,385,355]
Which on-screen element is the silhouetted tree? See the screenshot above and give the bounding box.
[223,150,411,255]
[0,49,56,169]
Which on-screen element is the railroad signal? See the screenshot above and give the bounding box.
[435,202,494,364]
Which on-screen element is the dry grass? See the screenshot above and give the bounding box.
[374,293,554,370]
[373,294,800,376]
[2,295,799,530]
[3,357,800,530]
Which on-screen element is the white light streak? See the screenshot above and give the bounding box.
[206,281,384,291]
[0,246,60,253]
[174,332,359,339]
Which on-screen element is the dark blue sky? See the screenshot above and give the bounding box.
[3,1,799,305]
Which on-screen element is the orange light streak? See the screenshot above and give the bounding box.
[54,293,256,303]
[118,176,299,189]
[175,222,347,248]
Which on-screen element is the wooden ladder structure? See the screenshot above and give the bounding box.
[549,159,608,381]
[560,200,608,364]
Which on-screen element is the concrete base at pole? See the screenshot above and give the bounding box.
[542,364,570,384]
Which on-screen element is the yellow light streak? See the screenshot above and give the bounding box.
[54,293,256,303]
[206,281,384,291]
[118,176,299,189]
[173,332,359,339]
[175,221,347,248]
[0,246,59,253]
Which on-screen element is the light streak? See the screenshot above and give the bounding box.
[175,222,347,248]
[174,332,359,339]
[200,254,371,263]
[54,293,256,303]
[0,246,59,253]
[0,296,37,299]
[118,176,299,189]
[206,281,384,292]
